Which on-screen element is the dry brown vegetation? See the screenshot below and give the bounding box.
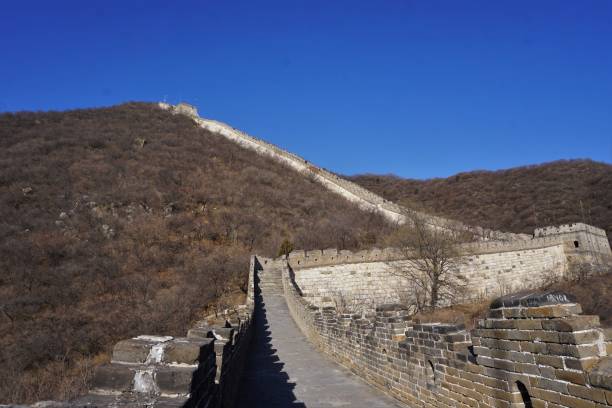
[543,271,612,327]
[350,160,612,245]
[0,103,394,403]
[413,269,612,330]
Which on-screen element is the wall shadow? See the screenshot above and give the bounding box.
[235,263,305,407]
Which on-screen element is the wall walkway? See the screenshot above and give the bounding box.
[236,258,404,407]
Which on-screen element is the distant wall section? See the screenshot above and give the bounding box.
[286,223,611,310]
[159,102,529,241]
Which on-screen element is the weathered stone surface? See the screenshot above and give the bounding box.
[186,327,211,339]
[155,366,197,395]
[589,357,612,390]
[112,336,171,364]
[376,303,409,312]
[163,338,213,365]
[490,290,577,309]
[211,327,234,342]
[90,364,134,392]
[541,315,600,332]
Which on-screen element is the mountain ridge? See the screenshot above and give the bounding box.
[350,159,612,244]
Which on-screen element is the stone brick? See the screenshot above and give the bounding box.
[567,384,607,403]
[156,366,198,395]
[187,327,211,339]
[480,338,521,352]
[492,358,517,372]
[559,330,603,345]
[515,319,544,330]
[529,377,569,394]
[490,349,534,364]
[484,320,516,330]
[535,354,564,369]
[605,389,612,405]
[555,369,587,385]
[490,291,577,309]
[588,357,612,391]
[90,364,133,392]
[530,387,561,404]
[515,363,540,376]
[541,316,600,332]
[531,397,548,408]
[523,304,581,319]
[519,341,547,354]
[112,338,157,364]
[559,394,599,408]
[546,343,600,359]
[163,338,214,365]
[565,357,599,371]
[528,330,561,343]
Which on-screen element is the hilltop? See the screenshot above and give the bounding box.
[350,160,612,244]
[0,103,392,402]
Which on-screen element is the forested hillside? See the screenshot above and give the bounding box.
[0,103,392,402]
[351,160,612,244]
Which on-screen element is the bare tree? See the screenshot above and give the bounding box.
[387,212,472,312]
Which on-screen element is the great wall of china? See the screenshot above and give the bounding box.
[6,102,610,407]
[159,102,528,242]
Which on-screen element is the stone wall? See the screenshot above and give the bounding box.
[284,223,611,310]
[281,262,612,408]
[159,102,528,242]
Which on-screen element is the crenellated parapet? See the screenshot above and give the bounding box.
[285,223,610,271]
[535,223,609,238]
[280,259,612,408]
[279,223,611,310]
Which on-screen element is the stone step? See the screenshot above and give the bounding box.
[259,277,282,281]
[259,284,282,289]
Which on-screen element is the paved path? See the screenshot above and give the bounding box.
[236,264,403,408]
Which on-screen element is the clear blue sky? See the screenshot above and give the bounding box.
[2,1,611,178]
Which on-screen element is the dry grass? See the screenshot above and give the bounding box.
[544,272,612,327]
[412,300,491,330]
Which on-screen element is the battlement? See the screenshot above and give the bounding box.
[535,222,609,238]
[285,223,611,271]
[283,223,611,311]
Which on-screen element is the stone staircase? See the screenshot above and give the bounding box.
[256,263,284,297]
